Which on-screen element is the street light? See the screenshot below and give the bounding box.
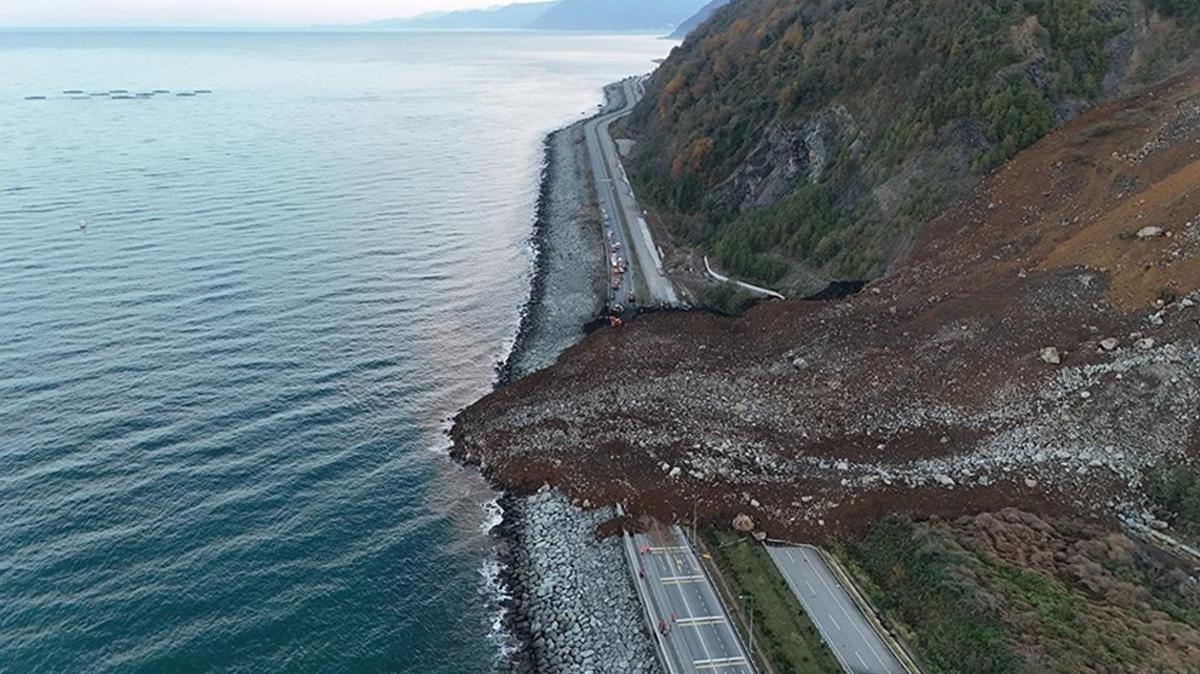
[738,594,756,658]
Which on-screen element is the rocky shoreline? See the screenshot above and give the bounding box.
[452,71,1200,543]
[482,97,661,673]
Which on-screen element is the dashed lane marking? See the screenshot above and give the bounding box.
[693,656,748,671]
[676,616,727,627]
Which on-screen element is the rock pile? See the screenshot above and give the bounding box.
[504,491,660,674]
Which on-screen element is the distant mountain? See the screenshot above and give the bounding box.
[367,2,555,30]
[526,0,711,32]
[668,0,730,39]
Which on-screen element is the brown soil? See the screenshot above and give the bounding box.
[452,71,1200,541]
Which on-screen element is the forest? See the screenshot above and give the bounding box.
[625,0,1197,286]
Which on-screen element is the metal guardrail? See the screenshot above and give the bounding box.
[808,545,925,674]
[703,256,785,300]
[764,536,923,674]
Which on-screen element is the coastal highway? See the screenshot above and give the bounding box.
[584,77,679,310]
[630,526,753,674]
[767,546,907,674]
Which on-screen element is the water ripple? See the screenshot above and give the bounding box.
[0,29,673,674]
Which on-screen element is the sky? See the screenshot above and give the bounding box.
[0,0,549,27]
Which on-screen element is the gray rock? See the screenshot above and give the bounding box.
[732,513,755,532]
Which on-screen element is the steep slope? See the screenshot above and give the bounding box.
[624,0,1200,291]
[845,511,1200,673]
[366,3,556,30]
[527,0,711,32]
[453,70,1200,540]
[669,0,732,38]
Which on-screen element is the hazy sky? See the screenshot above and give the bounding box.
[0,1,549,27]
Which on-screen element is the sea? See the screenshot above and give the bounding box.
[0,30,671,673]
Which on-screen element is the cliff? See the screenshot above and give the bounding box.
[624,0,1200,291]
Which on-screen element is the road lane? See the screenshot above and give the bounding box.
[766,546,907,674]
[584,89,636,312]
[632,527,753,674]
[584,77,679,309]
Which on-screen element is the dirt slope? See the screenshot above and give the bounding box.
[452,71,1200,540]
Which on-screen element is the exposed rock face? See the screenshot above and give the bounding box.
[624,0,1200,285]
[720,105,859,212]
[454,73,1200,540]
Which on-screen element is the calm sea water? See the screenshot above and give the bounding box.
[0,31,670,673]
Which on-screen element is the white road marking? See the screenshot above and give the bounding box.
[767,547,853,674]
[668,547,715,668]
[677,616,727,627]
[803,548,894,671]
[660,574,704,584]
[829,614,842,631]
[693,656,748,670]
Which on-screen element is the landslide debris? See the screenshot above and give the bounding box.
[452,71,1200,541]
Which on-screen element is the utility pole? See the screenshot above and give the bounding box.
[692,499,698,542]
[739,594,756,658]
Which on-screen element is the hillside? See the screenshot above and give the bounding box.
[455,80,1200,671]
[623,0,1200,291]
[669,0,732,38]
[365,3,555,30]
[527,0,712,32]
[844,510,1200,673]
[454,67,1200,542]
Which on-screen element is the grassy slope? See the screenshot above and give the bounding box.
[838,515,1200,674]
[837,518,1022,674]
[700,529,842,674]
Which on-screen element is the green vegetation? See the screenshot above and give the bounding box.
[625,0,1200,286]
[842,514,1200,673]
[699,281,757,315]
[700,529,842,674]
[1147,464,1200,540]
[1149,0,1200,24]
[981,561,1145,670]
[841,518,1021,674]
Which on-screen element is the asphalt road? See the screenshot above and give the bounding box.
[766,546,907,674]
[632,527,753,674]
[583,78,679,311]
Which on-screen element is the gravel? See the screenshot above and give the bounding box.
[489,90,662,673]
[503,491,659,674]
[501,123,607,383]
